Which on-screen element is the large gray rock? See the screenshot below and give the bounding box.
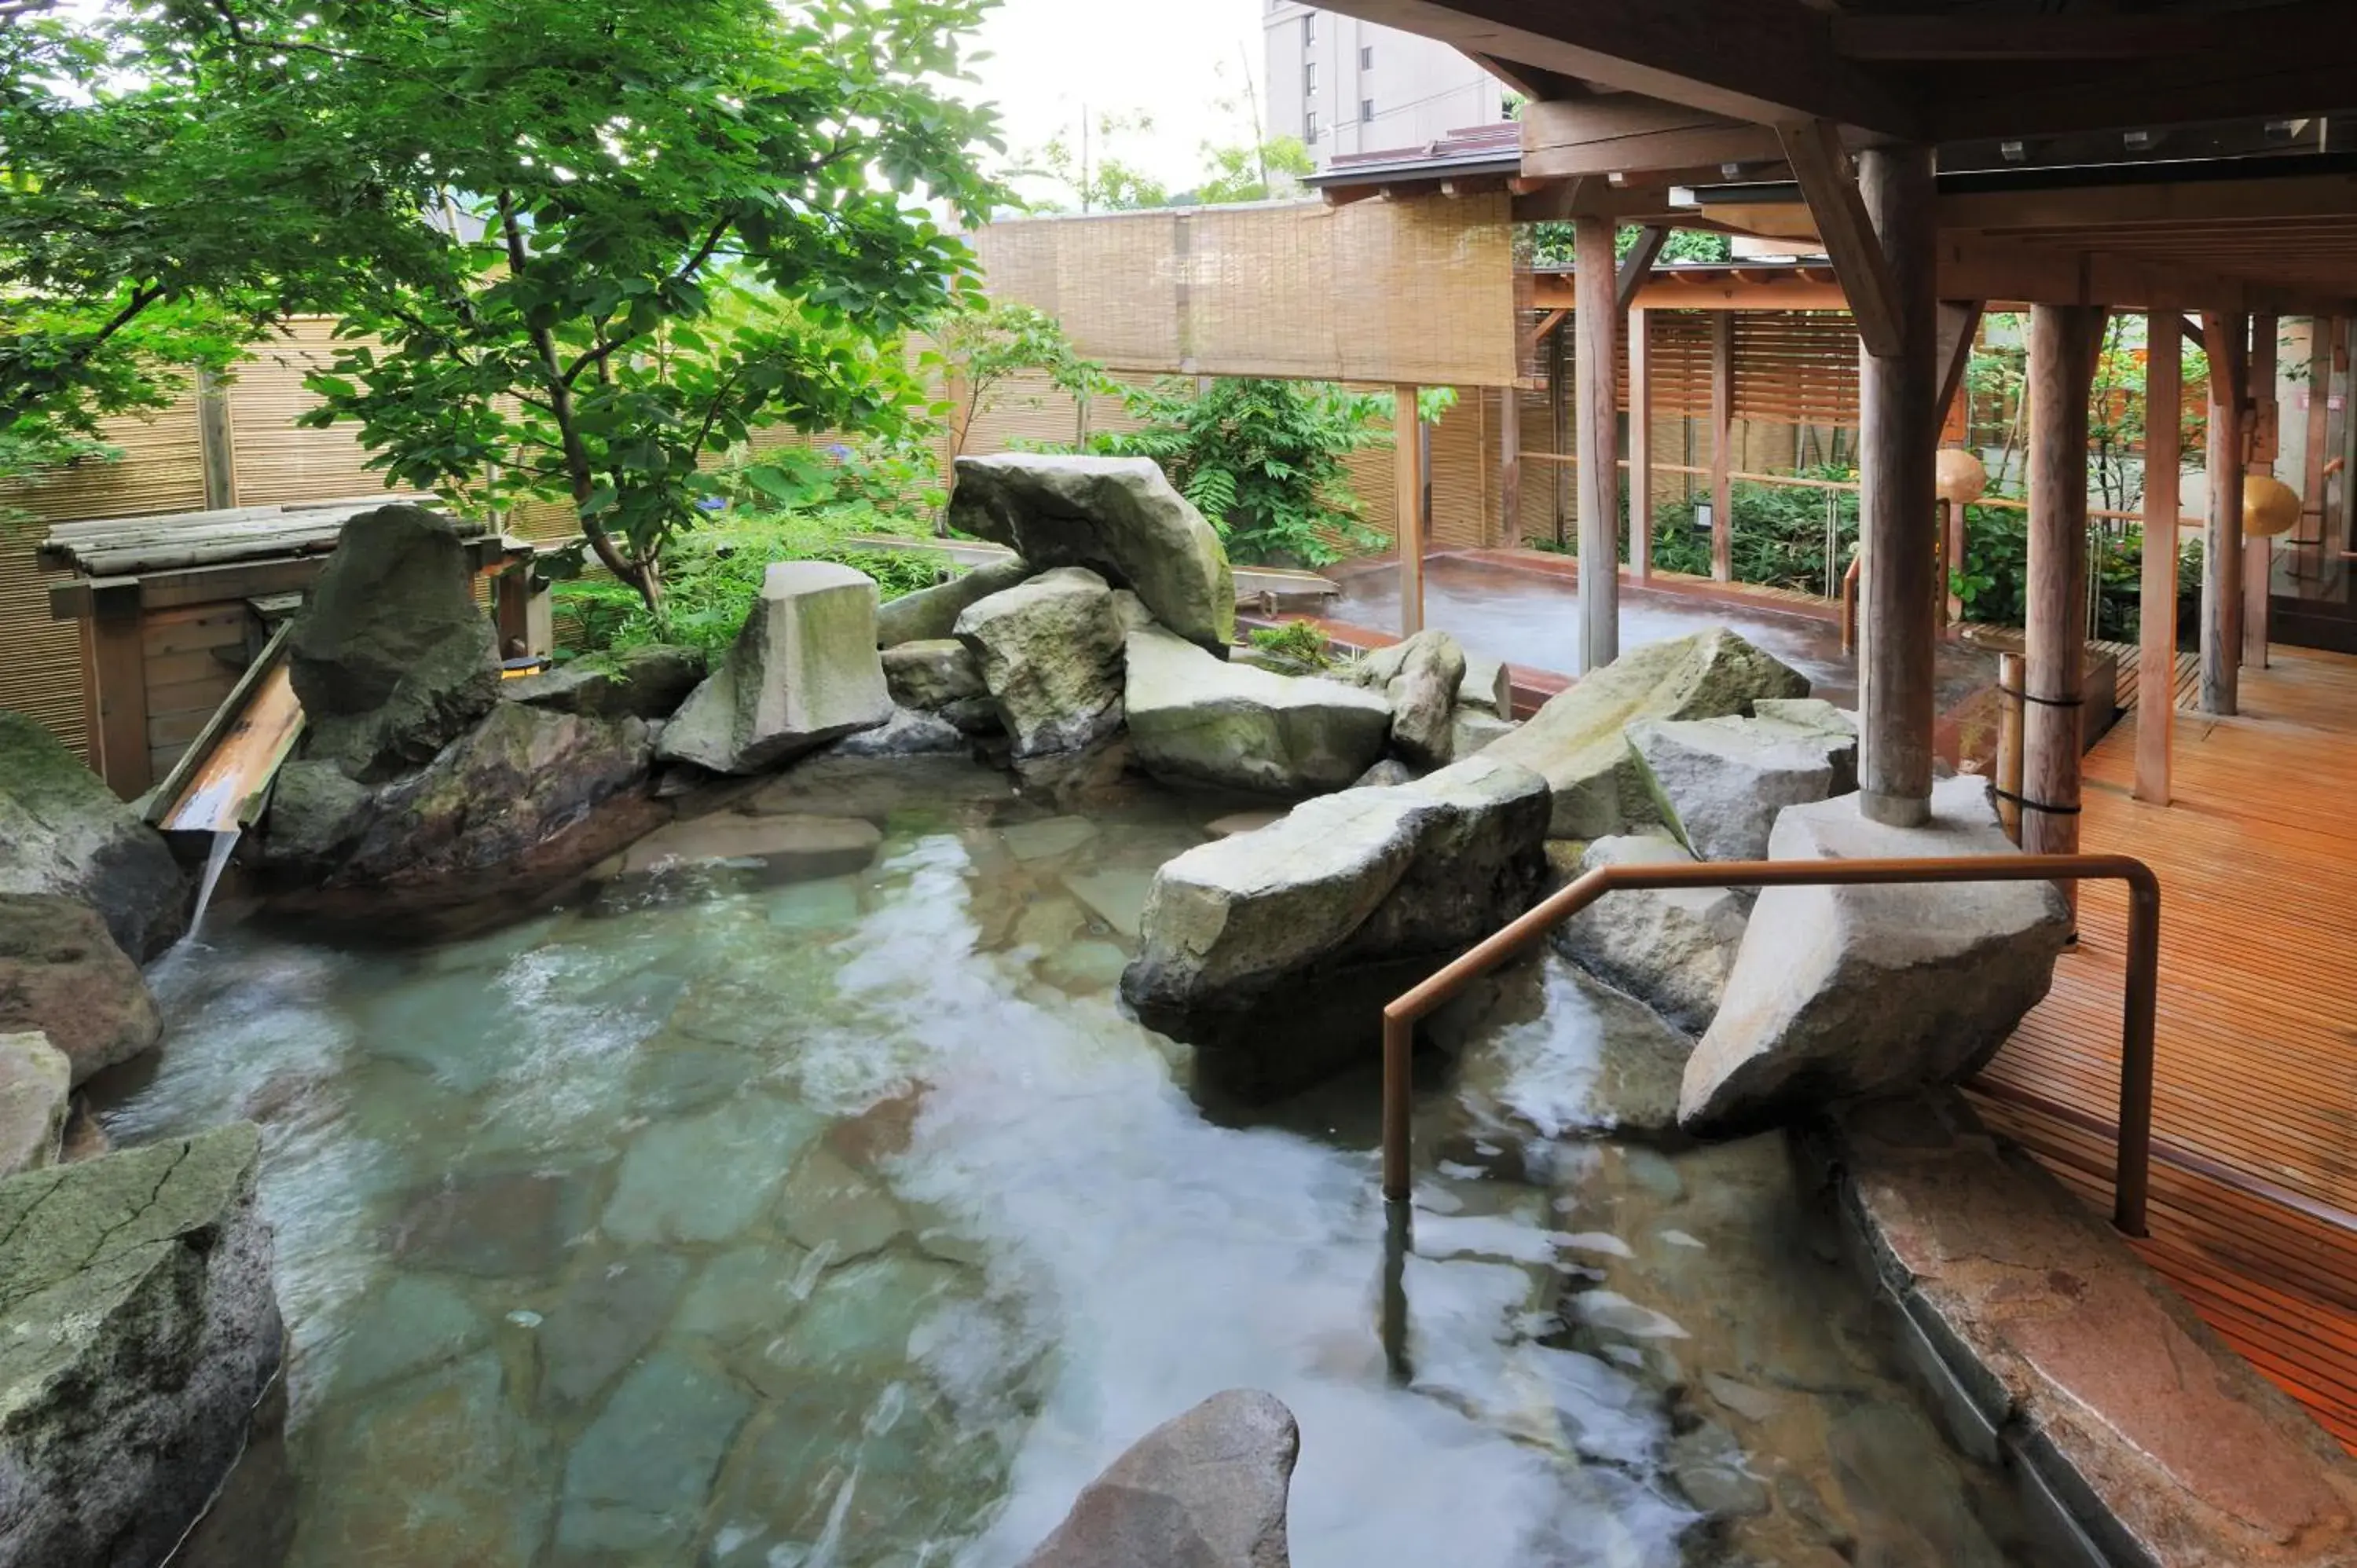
[0,895,162,1086]
[1347,630,1467,768]
[882,639,986,709]
[1450,706,1516,760]
[0,710,186,961]
[1018,1390,1298,1568]
[504,645,706,722]
[1461,652,1514,717]
[1125,622,1391,797]
[1124,753,1550,1096]
[289,504,500,782]
[950,455,1237,651]
[0,1031,69,1176]
[874,555,1032,647]
[279,704,665,929]
[955,567,1127,760]
[1484,628,1811,839]
[0,1124,282,1568]
[659,561,893,775]
[1679,777,2071,1138]
[1439,956,1699,1152]
[1631,699,1858,863]
[829,705,967,758]
[1552,835,1747,1034]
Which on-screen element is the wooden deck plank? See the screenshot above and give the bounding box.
[1976,643,2357,1454]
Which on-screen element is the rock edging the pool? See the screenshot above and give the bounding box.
[0,1123,282,1568]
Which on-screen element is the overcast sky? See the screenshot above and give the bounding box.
[959,0,1269,203]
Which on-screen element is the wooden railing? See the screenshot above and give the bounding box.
[1380,852,2163,1236]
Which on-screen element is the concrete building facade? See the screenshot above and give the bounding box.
[1261,2,1509,163]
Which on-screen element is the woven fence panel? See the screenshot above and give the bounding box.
[227,319,405,506]
[972,196,1519,388]
[1733,313,1860,427]
[0,402,209,753]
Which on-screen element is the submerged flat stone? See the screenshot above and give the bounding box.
[616,811,882,883]
[1019,1390,1299,1568]
[1805,1093,2357,1567]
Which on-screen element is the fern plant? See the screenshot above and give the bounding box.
[1085,377,1394,566]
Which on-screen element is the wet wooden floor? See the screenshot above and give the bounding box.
[1974,643,2357,1452]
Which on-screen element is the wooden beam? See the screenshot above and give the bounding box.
[1710,312,1735,582]
[1937,170,2357,235]
[1574,214,1621,673]
[1308,0,1918,138]
[1464,50,1583,104]
[1780,119,1903,357]
[2245,313,2278,670]
[2200,312,2249,715]
[1930,229,2357,320]
[2135,306,2183,808]
[1856,144,1938,829]
[1934,300,1984,444]
[2024,304,2102,882]
[1529,271,1849,313]
[1923,5,2357,141]
[1629,306,1654,581]
[1395,385,1426,638]
[1522,307,1569,361]
[1521,94,1784,181]
[1834,14,2219,61]
[1616,225,1669,313]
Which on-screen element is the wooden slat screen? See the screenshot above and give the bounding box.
[225,319,405,507]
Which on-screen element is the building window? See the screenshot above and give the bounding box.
[1359,45,1374,69]
[1301,13,1315,46]
[1303,61,1317,96]
[1304,109,1319,141]
[1361,97,1375,123]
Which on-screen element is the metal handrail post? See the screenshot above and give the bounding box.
[1380,852,2161,1236]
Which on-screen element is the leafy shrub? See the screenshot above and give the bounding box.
[1084,378,1395,566]
[1246,619,1335,674]
[554,501,941,660]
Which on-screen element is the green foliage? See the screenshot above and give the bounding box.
[1527,224,1735,269]
[555,496,940,659]
[0,3,449,489]
[1640,468,1860,592]
[929,302,1110,464]
[1245,619,1335,674]
[1085,377,1395,566]
[1014,111,1169,212]
[1952,509,2201,642]
[247,0,1005,614]
[1194,134,1315,205]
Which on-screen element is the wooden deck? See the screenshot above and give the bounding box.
[1973,643,2357,1452]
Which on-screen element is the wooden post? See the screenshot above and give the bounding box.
[2339,317,2357,560]
[2302,318,2333,562]
[1574,214,1621,672]
[2199,312,2247,716]
[1549,321,1573,549]
[2025,305,2099,898]
[1498,386,1521,548]
[1996,650,2025,843]
[1710,311,1735,582]
[89,579,152,800]
[1629,306,1655,581]
[196,368,236,512]
[1395,383,1425,637]
[1855,144,1938,829]
[2135,307,2182,807]
[2244,313,2276,669]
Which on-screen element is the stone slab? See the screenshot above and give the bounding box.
[1804,1093,2357,1568]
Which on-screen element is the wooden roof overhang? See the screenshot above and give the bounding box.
[1310,0,2357,319]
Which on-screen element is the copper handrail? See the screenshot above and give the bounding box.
[1381,852,2162,1236]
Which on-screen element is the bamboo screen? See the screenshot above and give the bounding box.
[1594,310,1860,425]
[971,195,1521,387]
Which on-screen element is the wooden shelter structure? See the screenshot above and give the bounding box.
[1317,0,2357,1460]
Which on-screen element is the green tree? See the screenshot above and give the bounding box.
[278,0,1003,613]
[1525,223,1735,269]
[1195,134,1315,205]
[0,1,442,491]
[1014,111,1168,212]
[928,302,1109,467]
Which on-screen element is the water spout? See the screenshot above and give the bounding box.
[188,829,240,943]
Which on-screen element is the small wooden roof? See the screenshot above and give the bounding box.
[37,495,450,578]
